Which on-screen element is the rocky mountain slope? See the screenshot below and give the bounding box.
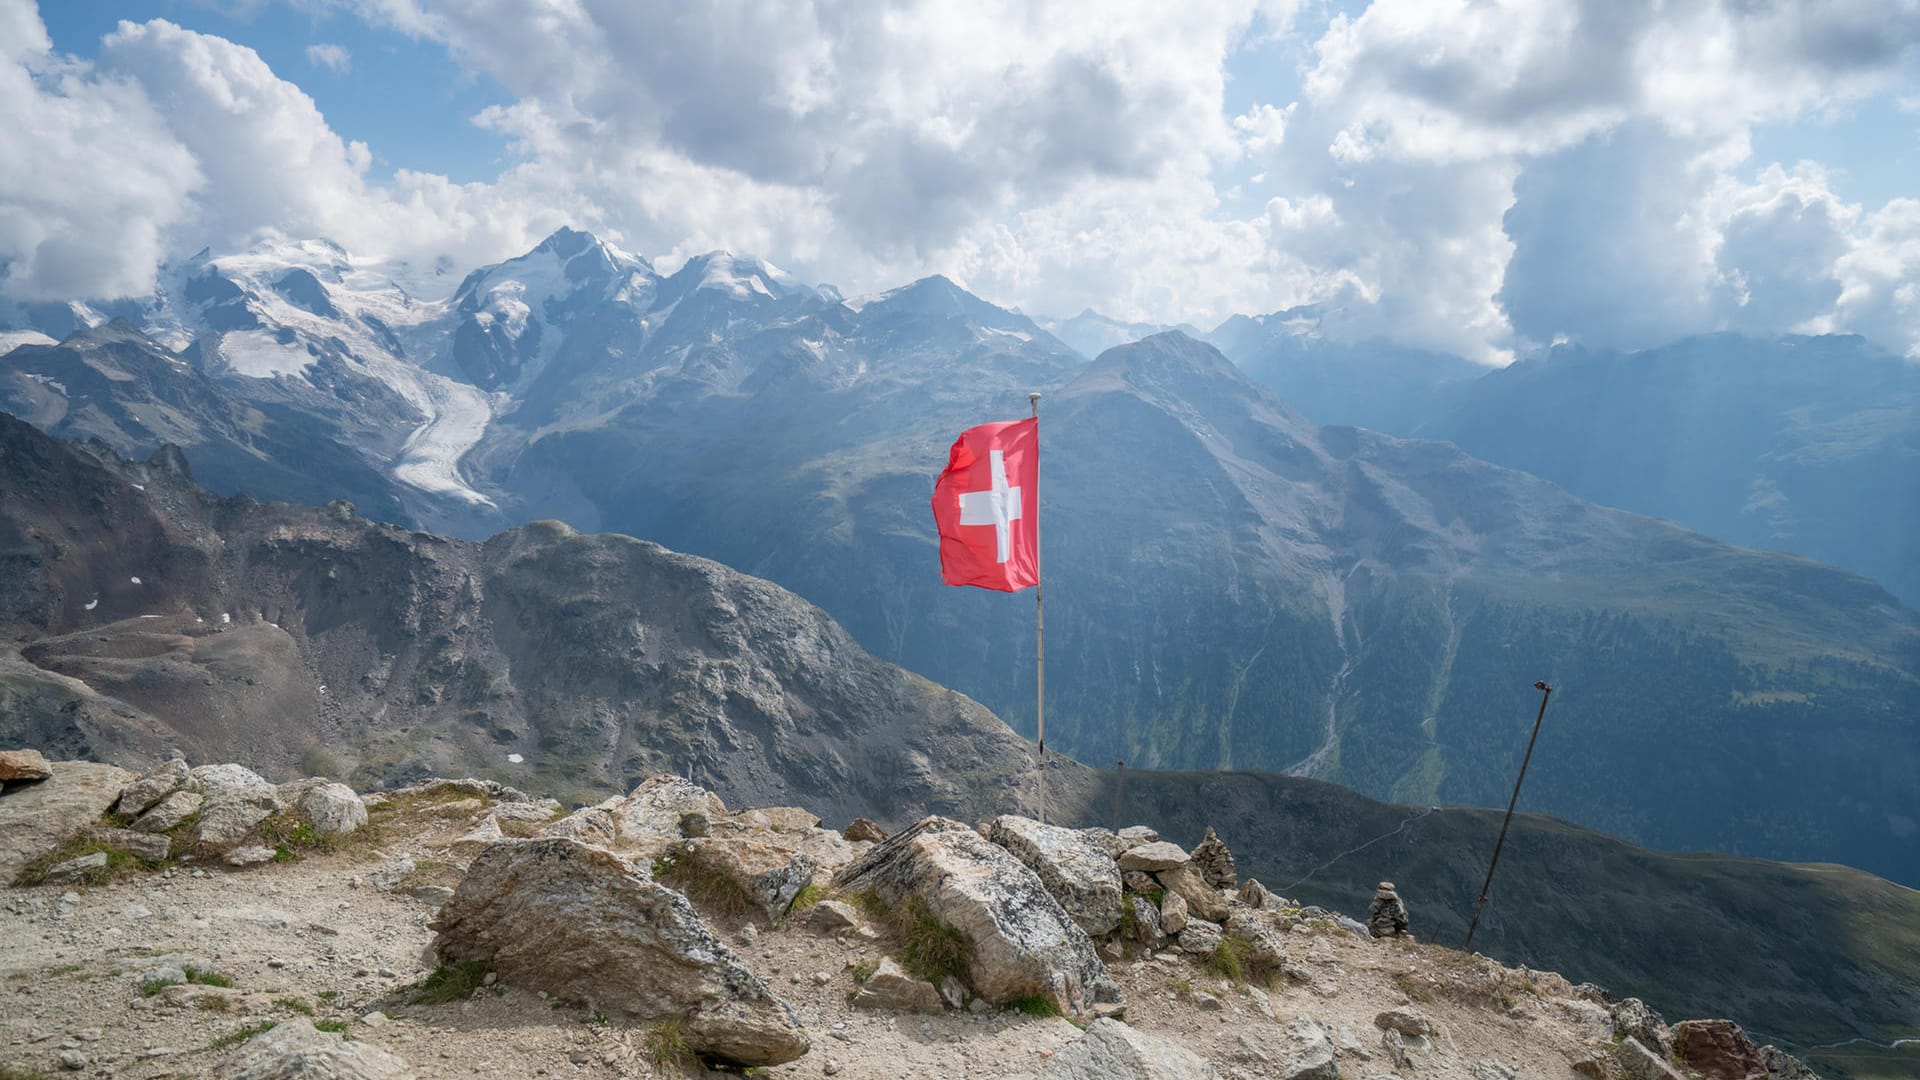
[1211,329,1920,611]
[0,411,1044,825]
[0,754,1864,1080]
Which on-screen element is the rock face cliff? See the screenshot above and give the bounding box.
[0,412,1054,824]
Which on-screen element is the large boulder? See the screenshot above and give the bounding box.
[1038,1018,1219,1080]
[222,1019,415,1079]
[0,760,135,883]
[191,785,285,850]
[538,806,618,846]
[1758,1046,1819,1080]
[114,758,189,816]
[1267,1017,1338,1080]
[189,763,272,791]
[833,817,1122,1016]
[1117,841,1189,873]
[1610,998,1672,1058]
[1158,863,1230,921]
[606,775,728,841]
[987,815,1124,936]
[850,957,944,1013]
[1672,1020,1766,1080]
[1614,1037,1687,1080]
[431,838,808,1067]
[131,789,203,834]
[0,747,53,783]
[281,780,367,836]
[666,837,818,924]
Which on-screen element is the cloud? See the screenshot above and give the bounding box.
[3,0,1918,360]
[305,42,350,73]
[0,1,201,300]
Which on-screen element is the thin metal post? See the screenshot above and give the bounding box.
[1030,392,1046,824]
[1464,680,1554,953]
[1113,761,1125,832]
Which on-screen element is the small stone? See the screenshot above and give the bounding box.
[809,900,859,933]
[842,819,888,844]
[225,845,276,867]
[56,1048,86,1070]
[362,1011,391,1028]
[483,972,499,986]
[1159,891,1189,935]
[1193,991,1223,1011]
[824,1060,842,1075]
[812,972,832,986]
[1116,841,1189,873]
[569,1049,592,1064]
[268,957,287,969]
[43,852,109,883]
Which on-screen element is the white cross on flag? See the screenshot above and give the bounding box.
[931,417,1039,591]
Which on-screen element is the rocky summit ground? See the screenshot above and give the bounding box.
[0,755,1822,1080]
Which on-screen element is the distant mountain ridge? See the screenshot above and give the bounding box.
[5,230,1917,887]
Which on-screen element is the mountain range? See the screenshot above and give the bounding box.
[0,410,1914,1077]
[2,228,1916,888]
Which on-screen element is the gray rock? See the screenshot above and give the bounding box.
[1117,825,1159,845]
[370,858,415,891]
[938,974,967,1010]
[842,818,888,843]
[670,836,818,924]
[1373,1009,1437,1037]
[0,760,136,884]
[56,1048,87,1070]
[1471,1061,1518,1080]
[1223,910,1288,972]
[988,815,1125,936]
[1760,1045,1820,1080]
[44,851,109,882]
[1192,991,1223,1011]
[1368,882,1409,938]
[1271,1017,1338,1080]
[1382,1028,1433,1071]
[1189,827,1236,890]
[1613,1036,1687,1080]
[1610,997,1672,1058]
[192,785,285,849]
[113,759,189,816]
[1159,890,1188,935]
[537,806,618,846]
[1126,894,1166,950]
[189,763,271,791]
[809,899,860,933]
[1157,863,1229,921]
[1078,827,1131,859]
[1238,879,1279,910]
[1176,919,1223,955]
[1037,1018,1219,1080]
[221,1018,416,1079]
[432,838,808,1067]
[606,775,728,841]
[850,957,944,1013]
[833,817,1122,1016]
[1123,870,1159,894]
[86,826,170,862]
[285,780,367,836]
[226,845,278,867]
[447,815,504,854]
[132,790,203,834]
[1117,841,1189,873]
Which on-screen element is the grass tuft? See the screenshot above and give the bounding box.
[275,997,314,1016]
[209,1021,277,1051]
[185,967,233,988]
[788,883,827,912]
[653,852,759,922]
[406,960,491,1005]
[1005,994,1062,1018]
[897,898,972,985]
[12,836,160,888]
[642,1018,698,1070]
[850,958,878,984]
[313,1018,349,1034]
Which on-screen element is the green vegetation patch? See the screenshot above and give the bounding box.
[12,836,162,888]
[653,852,758,923]
[642,1019,697,1070]
[406,960,492,1005]
[209,1022,277,1051]
[846,890,974,985]
[1005,994,1063,1018]
[312,1018,349,1034]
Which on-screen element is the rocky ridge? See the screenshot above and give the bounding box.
[1,753,1830,1079]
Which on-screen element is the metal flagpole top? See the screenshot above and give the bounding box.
[1030,392,1041,415]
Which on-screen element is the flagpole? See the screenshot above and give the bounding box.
[1030,392,1046,825]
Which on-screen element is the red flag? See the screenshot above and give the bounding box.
[931,417,1039,591]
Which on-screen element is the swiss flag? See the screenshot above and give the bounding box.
[931,417,1039,591]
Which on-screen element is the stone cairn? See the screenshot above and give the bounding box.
[1368,880,1410,939]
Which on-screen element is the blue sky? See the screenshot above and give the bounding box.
[6,0,1920,362]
